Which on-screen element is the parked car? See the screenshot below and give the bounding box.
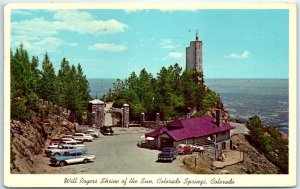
[61,135,74,139]
[100,126,114,136]
[60,140,84,145]
[157,147,177,162]
[50,149,96,167]
[49,138,61,145]
[73,133,94,142]
[47,144,59,149]
[175,144,193,155]
[61,137,78,142]
[85,129,100,138]
[45,144,86,157]
[189,144,204,152]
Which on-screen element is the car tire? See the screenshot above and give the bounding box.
[59,161,66,167]
[54,153,60,156]
[83,159,89,164]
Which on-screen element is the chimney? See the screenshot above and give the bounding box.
[216,109,221,127]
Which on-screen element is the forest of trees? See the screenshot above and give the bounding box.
[11,44,90,123]
[247,115,289,173]
[103,63,219,121]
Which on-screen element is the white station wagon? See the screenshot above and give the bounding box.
[50,149,96,167]
[73,133,93,142]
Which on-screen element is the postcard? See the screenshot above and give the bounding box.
[3,2,297,187]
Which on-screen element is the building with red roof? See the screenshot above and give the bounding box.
[145,110,235,159]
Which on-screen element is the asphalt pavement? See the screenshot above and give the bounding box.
[58,127,191,174]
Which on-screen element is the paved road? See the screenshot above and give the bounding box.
[45,127,191,174]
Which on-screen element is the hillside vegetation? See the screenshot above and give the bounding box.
[11,44,90,123]
[247,115,289,173]
[103,64,219,121]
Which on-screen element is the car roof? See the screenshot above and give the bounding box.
[162,147,174,150]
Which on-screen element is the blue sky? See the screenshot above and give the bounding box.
[11,9,289,79]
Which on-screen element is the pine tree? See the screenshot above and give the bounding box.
[11,44,39,119]
[38,53,56,102]
[56,58,71,105]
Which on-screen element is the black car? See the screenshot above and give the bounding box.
[100,126,114,135]
[158,147,177,162]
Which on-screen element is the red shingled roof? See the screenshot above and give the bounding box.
[146,115,234,141]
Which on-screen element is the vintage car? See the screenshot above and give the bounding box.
[50,149,96,167]
[189,144,205,152]
[60,140,84,145]
[45,144,86,157]
[157,147,177,162]
[61,135,74,139]
[100,126,114,136]
[61,138,74,142]
[85,129,100,138]
[73,133,94,142]
[175,144,193,155]
[49,138,61,145]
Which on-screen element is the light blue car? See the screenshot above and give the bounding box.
[50,149,95,167]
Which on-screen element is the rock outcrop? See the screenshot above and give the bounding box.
[207,97,231,122]
[10,112,75,173]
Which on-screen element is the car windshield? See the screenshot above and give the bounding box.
[162,148,172,152]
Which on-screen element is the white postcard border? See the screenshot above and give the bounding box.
[3,2,297,187]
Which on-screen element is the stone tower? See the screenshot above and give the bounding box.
[186,31,203,74]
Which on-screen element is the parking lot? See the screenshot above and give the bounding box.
[43,127,191,174]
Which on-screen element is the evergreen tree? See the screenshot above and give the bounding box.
[38,53,56,102]
[76,63,90,102]
[11,44,39,119]
[56,58,71,105]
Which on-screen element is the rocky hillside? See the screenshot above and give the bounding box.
[10,111,75,173]
[207,97,231,122]
[183,134,279,174]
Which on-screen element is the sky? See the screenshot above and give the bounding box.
[10,9,289,79]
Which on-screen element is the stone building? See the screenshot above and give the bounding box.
[145,110,234,160]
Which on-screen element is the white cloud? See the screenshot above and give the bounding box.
[11,10,128,54]
[12,37,63,55]
[89,43,128,52]
[159,39,179,49]
[168,51,182,58]
[11,37,77,55]
[12,17,60,37]
[224,50,250,59]
[12,10,128,37]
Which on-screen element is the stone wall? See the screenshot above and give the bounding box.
[39,99,71,119]
[140,112,169,129]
